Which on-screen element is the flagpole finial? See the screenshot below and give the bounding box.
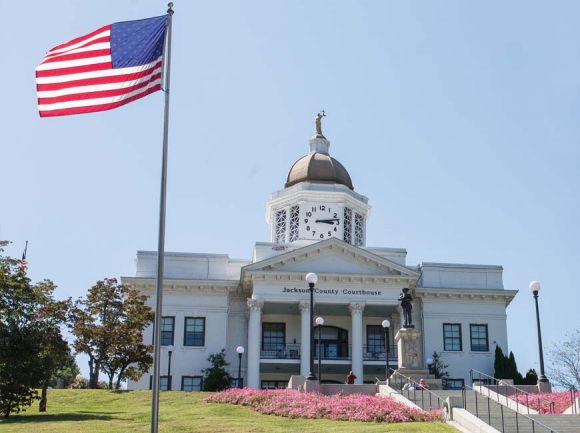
[168,2,174,12]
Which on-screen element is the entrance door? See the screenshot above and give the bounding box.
[315,326,349,360]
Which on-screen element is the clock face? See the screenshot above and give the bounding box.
[302,203,342,240]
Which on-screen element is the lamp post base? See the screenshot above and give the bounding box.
[306,372,317,381]
[537,374,550,383]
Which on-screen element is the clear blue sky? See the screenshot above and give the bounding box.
[2,0,579,381]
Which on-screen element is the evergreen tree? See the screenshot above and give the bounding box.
[203,349,233,392]
[429,351,449,379]
[523,369,538,385]
[494,345,506,379]
[506,351,519,384]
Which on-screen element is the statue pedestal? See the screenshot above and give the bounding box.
[392,328,442,389]
[395,328,421,369]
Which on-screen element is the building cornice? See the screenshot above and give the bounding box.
[414,287,518,306]
[121,277,247,295]
[242,270,419,287]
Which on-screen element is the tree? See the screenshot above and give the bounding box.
[505,351,520,385]
[547,330,580,390]
[522,369,538,385]
[429,351,449,380]
[494,345,536,386]
[47,352,81,389]
[494,345,506,380]
[203,349,233,392]
[69,278,154,389]
[36,299,71,412]
[0,241,70,417]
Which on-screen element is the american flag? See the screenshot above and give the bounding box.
[20,241,28,270]
[36,15,168,117]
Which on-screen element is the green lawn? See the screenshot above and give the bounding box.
[0,390,457,432]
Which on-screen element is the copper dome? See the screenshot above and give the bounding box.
[285,152,353,190]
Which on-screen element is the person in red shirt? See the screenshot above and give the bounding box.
[346,371,357,384]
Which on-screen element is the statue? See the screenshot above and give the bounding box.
[398,288,413,328]
[315,110,326,136]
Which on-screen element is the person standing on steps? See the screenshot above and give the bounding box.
[346,371,357,384]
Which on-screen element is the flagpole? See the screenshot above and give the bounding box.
[151,3,174,433]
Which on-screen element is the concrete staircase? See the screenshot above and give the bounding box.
[406,388,580,433]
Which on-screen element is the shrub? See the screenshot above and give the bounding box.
[509,391,572,414]
[205,388,444,423]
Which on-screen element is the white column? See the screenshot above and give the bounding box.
[246,298,264,389]
[348,302,365,384]
[298,301,311,377]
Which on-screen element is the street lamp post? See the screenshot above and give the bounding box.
[236,346,245,388]
[305,272,318,381]
[167,344,174,390]
[530,281,549,383]
[382,320,390,385]
[316,317,324,384]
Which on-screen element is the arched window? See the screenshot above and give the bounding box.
[314,326,349,359]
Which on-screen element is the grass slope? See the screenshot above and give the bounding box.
[0,390,456,433]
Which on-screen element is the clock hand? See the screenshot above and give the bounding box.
[315,218,340,224]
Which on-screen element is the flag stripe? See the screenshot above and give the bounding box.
[38,71,162,103]
[39,78,161,110]
[38,86,162,117]
[37,61,161,92]
[38,49,112,69]
[39,41,111,65]
[36,59,162,86]
[42,26,111,58]
[36,16,167,117]
[36,61,114,79]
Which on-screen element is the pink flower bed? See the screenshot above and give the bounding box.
[508,391,573,414]
[204,388,444,423]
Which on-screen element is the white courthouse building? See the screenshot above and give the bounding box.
[123,121,518,391]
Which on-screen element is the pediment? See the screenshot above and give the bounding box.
[241,238,420,286]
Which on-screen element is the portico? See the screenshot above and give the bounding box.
[241,237,420,387]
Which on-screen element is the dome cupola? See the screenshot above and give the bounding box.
[285,111,353,190]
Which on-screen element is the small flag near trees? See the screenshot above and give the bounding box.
[36,15,168,117]
[20,241,28,270]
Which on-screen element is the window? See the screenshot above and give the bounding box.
[444,379,464,390]
[182,376,203,391]
[184,317,205,346]
[230,378,243,388]
[275,210,286,243]
[443,323,462,351]
[366,325,385,355]
[262,323,285,351]
[470,324,489,352]
[316,326,349,359]
[343,207,352,243]
[261,380,288,389]
[160,316,174,346]
[149,375,169,390]
[354,213,364,246]
[289,206,300,242]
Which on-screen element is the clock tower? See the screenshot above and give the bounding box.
[265,113,371,246]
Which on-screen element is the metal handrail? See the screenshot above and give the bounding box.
[463,382,556,433]
[391,370,447,410]
[470,369,555,414]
